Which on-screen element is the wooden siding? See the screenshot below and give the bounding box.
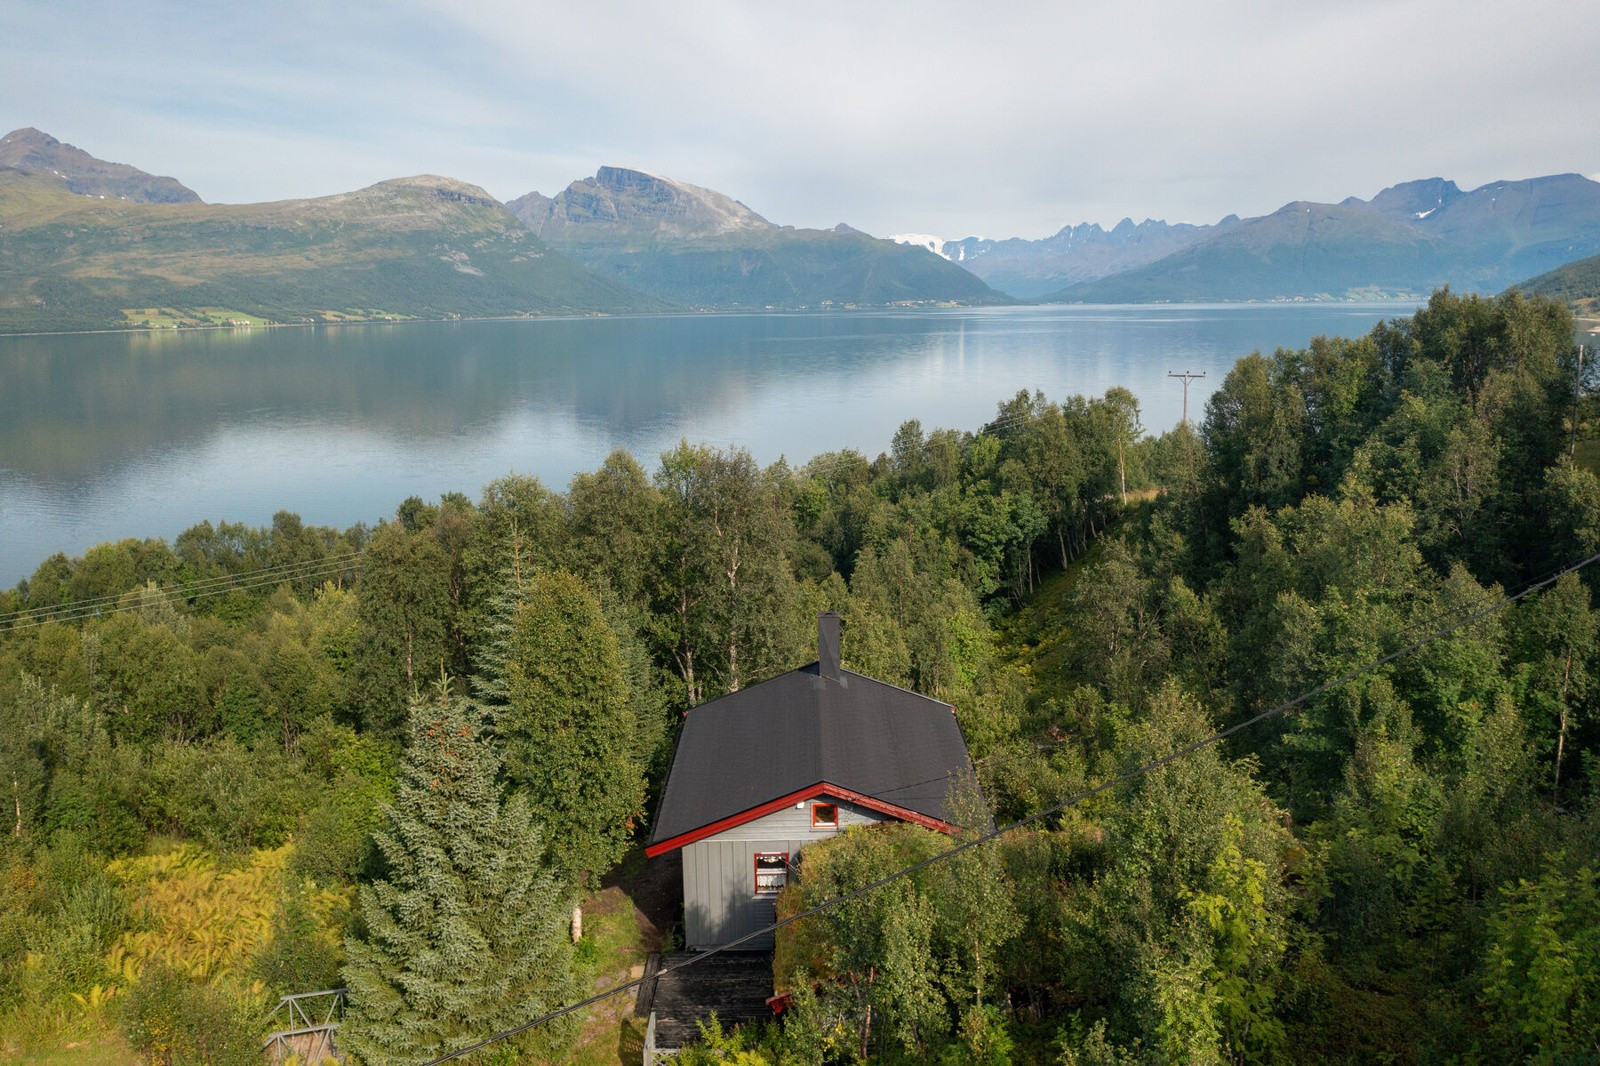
[682,799,887,950]
[706,797,881,840]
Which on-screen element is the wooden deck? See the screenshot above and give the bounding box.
[635,950,775,1050]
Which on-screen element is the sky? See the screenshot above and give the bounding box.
[6,0,1598,240]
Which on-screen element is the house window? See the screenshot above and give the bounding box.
[811,802,839,829]
[754,852,789,895]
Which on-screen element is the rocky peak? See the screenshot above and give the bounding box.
[507,166,773,244]
[369,174,501,208]
[1367,177,1464,222]
[0,127,200,203]
[592,165,684,203]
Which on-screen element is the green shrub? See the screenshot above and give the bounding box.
[288,770,388,887]
[147,738,308,853]
[250,883,347,997]
[30,875,128,997]
[117,962,261,1066]
[42,748,149,856]
[0,845,41,1012]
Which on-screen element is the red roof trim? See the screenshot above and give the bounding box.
[645,781,960,857]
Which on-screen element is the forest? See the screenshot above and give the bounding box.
[1,288,1596,1064]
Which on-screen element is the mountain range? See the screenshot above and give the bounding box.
[904,175,1600,303]
[0,129,1008,333]
[2,126,1598,334]
[907,217,1239,300]
[0,166,662,333]
[508,166,1006,310]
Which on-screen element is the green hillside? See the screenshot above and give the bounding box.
[0,170,662,333]
[1517,251,1600,314]
[560,225,1009,309]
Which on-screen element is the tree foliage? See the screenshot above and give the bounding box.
[340,683,579,1065]
[500,568,645,885]
[1,288,1595,1062]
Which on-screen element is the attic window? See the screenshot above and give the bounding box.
[754,852,788,896]
[811,802,839,828]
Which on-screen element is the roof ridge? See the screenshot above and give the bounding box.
[836,666,955,710]
[682,661,818,713]
[649,659,975,850]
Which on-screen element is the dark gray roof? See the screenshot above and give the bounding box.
[649,663,977,847]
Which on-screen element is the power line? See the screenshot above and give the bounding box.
[886,551,1600,808]
[1,394,1075,623]
[0,551,366,626]
[1,398,1113,633]
[1,555,366,633]
[418,543,1600,1065]
[1,554,363,628]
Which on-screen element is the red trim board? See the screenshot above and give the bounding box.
[645,781,959,857]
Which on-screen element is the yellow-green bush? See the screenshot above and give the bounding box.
[106,844,338,987]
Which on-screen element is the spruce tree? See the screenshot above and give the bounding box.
[341,681,579,1065]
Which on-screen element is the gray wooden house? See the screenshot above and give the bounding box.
[646,612,979,950]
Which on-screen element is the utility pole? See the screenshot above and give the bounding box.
[1169,370,1206,425]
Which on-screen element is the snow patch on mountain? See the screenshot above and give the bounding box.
[890,234,950,258]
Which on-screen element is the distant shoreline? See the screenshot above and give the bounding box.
[0,297,1437,340]
[0,311,621,340]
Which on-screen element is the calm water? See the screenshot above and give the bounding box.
[0,303,1418,585]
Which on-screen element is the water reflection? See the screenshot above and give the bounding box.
[0,304,1416,583]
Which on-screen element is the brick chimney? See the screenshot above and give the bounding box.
[818,611,841,681]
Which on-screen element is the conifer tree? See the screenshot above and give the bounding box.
[341,681,579,1065]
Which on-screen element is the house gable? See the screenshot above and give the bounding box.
[649,613,985,950]
[645,781,960,857]
[648,665,977,851]
[678,792,898,949]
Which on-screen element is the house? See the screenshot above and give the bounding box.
[645,612,980,950]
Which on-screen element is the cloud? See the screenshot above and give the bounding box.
[4,0,1597,236]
